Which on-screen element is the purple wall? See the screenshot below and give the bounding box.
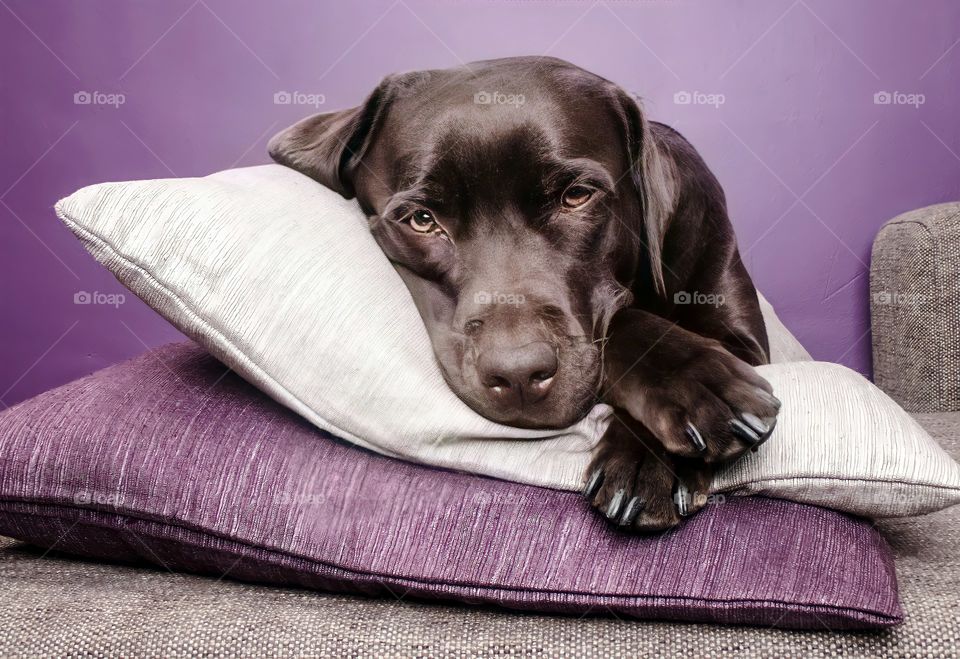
[2,0,959,407]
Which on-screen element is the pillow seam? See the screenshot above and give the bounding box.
[727,472,960,493]
[0,500,901,624]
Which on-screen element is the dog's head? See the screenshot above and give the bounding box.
[269,57,675,428]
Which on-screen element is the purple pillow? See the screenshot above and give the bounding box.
[0,343,901,629]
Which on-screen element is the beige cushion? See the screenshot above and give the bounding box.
[56,165,960,517]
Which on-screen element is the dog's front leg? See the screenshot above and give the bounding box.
[584,308,781,530]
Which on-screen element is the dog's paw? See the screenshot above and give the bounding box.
[618,342,781,465]
[583,414,713,532]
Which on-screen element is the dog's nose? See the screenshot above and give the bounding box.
[477,342,558,406]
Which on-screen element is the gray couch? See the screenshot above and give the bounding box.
[2,204,959,657]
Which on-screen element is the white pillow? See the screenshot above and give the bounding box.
[56,165,960,518]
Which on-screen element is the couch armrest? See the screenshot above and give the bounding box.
[870,202,960,412]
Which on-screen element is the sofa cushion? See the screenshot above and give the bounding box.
[871,202,960,412]
[0,344,901,629]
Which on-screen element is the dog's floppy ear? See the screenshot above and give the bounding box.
[268,77,396,199]
[618,91,676,295]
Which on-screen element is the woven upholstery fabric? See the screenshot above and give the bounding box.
[0,344,901,631]
[4,414,960,656]
[55,164,806,494]
[871,202,960,412]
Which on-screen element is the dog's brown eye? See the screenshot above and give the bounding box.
[562,185,593,209]
[408,209,439,234]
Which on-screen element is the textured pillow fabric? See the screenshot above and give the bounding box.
[0,344,902,629]
[56,165,960,517]
[716,361,960,517]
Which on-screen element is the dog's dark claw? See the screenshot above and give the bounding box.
[605,488,625,519]
[758,389,782,411]
[685,422,707,453]
[740,412,769,436]
[618,496,644,527]
[730,418,762,445]
[741,413,777,449]
[756,419,777,447]
[674,481,690,517]
[583,467,604,499]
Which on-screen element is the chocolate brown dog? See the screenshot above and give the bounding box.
[269,56,780,531]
